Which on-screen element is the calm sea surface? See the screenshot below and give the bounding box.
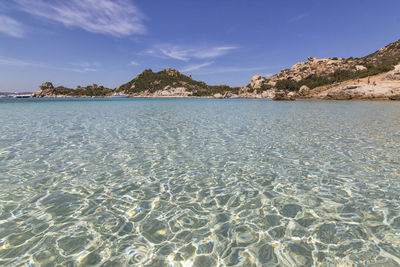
[0,98,400,266]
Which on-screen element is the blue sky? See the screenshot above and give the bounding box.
[1,0,400,92]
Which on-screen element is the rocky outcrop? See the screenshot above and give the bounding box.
[250,75,269,90]
[33,82,57,97]
[32,82,112,97]
[272,90,295,101]
[298,85,310,96]
[386,64,400,80]
[320,84,400,100]
[269,57,358,83]
[131,86,193,97]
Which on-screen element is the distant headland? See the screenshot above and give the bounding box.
[32,39,400,101]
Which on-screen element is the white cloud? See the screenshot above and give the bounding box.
[15,0,146,37]
[129,60,139,66]
[70,67,97,73]
[71,62,101,68]
[0,56,97,72]
[181,61,214,72]
[193,66,270,75]
[0,56,36,66]
[288,13,309,23]
[0,14,24,38]
[148,44,238,61]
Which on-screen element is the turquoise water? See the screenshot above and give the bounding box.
[0,98,400,266]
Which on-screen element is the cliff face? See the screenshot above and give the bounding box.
[33,82,113,97]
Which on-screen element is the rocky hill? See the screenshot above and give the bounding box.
[116,68,239,97]
[235,39,400,100]
[33,82,113,97]
[266,39,400,91]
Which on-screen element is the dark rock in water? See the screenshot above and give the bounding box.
[174,243,196,261]
[193,255,217,267]
[391,217,400,229]
[378,243,400,259]
[268,226,286,239]
[233,225,259,246]
[316,223,338,244]
[215,212,230,223]
[258,244,278,264]
[317,251,326,262]
[173,230,193,243]
[280,204,302,218]
[141,219,169,244]
[79,252,101,266]
[296,216,316,228]
[100,260,122,267]
[157,243,175,256]
[389,94,400,100]
[264,215,282,227]
[57,236,90,256]
[287,242,313,267]
[272,90,295,101]
[197,242,214,255]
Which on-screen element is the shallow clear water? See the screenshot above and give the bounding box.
[0,98,400,266]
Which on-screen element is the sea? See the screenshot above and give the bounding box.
[0,98,399,266]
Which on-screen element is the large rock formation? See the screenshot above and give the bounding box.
[33,82,56,97]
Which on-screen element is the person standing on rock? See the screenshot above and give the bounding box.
[368,77,370,85]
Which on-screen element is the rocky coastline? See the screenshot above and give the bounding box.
[31,40,400,101]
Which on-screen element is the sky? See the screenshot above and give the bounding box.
[1,0,400,92]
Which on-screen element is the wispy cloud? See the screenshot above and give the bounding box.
[71,61,101,68]
[15,0,146,37]
[129,60,139,66]
[0,56,98,72]
[147,44,238,61]
[288,13,310,23]
[0,14,24,38]
[194,66,269,75]
[0,56,37,66]
[70,67,97,73]
[181,61,214,72]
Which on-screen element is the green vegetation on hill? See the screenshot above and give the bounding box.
[276,64,395,91]
[276,39,400,91]
[117,68,239,96]
[42,84,113,97]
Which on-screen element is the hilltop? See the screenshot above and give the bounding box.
[115,68,239,97]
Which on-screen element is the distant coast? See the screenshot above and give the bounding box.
[31,39,400,101]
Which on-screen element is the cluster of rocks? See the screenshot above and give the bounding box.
[268,57,361,83]
[32,82,57,97]
[386,64,400,80]
[319,84,400,100]
[130,86,193,97]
